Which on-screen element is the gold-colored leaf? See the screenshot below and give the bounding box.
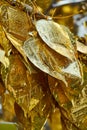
[15,93,52,130]
[23,36,68,86]
[6,54,31,116]
[29,94,52,130]
[48,75,72,110]
[23,36,82,86]
[2,93,15,121]
[35,19,75,61]
[70,59,87,130]
[4,31,28,63]
[76,40,87,54]
[0,24,12,55]
[49,108,62,130]
[0,1,87,130]
[0,3,29,40]
[0,49,9,68]
[6,54,53,130]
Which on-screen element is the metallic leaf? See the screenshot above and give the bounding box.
[48,75,72,111]
[6,54,30,116]
[15,93,52,130]
[4,53,53,130]
[0,49,9,68]
[70,58,87,130]
[4,31,28,63]
[49,108,62,130]
[76,40,87,54]
[23,36,82,86]
[6,54,43,115]
[35,19,75,61]
[0,25,12,55]
[0,3,29,40]
[2,93,15,121]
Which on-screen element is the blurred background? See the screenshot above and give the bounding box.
[36,0,87,37]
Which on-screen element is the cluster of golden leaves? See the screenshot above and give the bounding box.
[0,0,87,130]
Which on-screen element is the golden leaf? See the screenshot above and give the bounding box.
[23,36,68,86]
[35,19,75,61]
[4,53,53,130]
[4,31,28,63]
[48,75,72,110]
[0,49,9,68]
[23,36,82,86]
[77,40,87,54]
[0,25,12,55]
[0,3,29,40]
[0,1,87,130]
[2,93,15,121]
[49,108,62,130]
[14,93,52,130]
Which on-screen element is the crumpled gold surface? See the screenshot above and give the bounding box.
[0,3,29,40]
[23,36,82,87]
[0,0,87,130]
